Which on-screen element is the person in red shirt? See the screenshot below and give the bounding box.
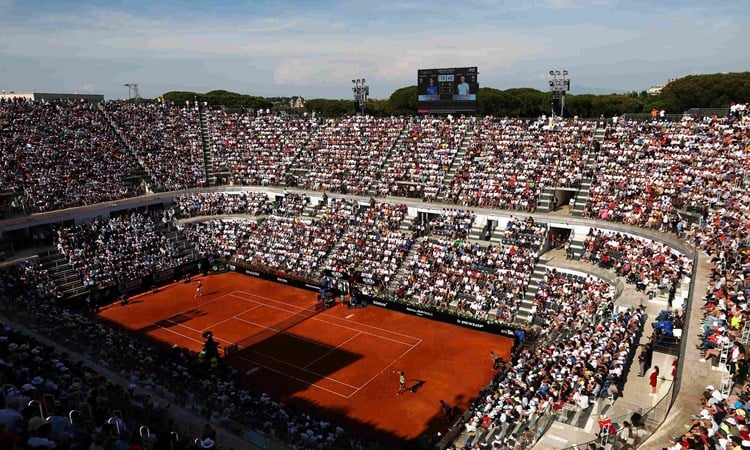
[649,366,660,395]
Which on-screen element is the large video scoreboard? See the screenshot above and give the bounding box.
[417,67,478,114]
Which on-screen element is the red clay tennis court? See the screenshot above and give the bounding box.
[97,272,514,445]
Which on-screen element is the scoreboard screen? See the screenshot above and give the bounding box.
[417,67,478,114]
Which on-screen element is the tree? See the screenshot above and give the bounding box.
[478,88,523,116]
[564,94,595,118]
[161,90,272,110]
[659,72,750,113]
[590,95,644,117]
[388,86,418,116]
[304,99,356,117]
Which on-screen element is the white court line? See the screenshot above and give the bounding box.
[228,293,419,347]
[151,322,206,346]
[344,314,354,319]
[303,332,362,369]
[200,304,263,332]
[347,341,421,398]
[238,356,352,399]
[234,290,422,342]
[164,320,234,345]
[232,316,333,349]
[148,290,248,326]
[242,351,359,389]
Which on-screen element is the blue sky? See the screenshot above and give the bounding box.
[0,0,747,100]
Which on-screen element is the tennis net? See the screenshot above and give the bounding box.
[224,301,325,356]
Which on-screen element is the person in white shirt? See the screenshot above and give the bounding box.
[456,76,470,96]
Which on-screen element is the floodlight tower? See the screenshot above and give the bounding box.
[351,78,369,115]
[548,70,570,117]
[124,83,141,100]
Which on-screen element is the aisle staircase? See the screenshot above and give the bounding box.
[283,122,321,187]
[367,124,410,196]
[97,105,154,193]
[161,225,201,262]
[437,129,474,202]
[567,232,588,260]
[468,219,492,241]
[536,186,557,213]
[571,121,606,217]
[387,236,422,292]
[37,249,88,300]
[514,264,547,323]
[197,106,225,187]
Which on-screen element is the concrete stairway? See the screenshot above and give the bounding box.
[97,104,154,193]
[571,122,606,217]
[367,125,410,196]
[387,235,422,292]
[468,219,491,241]
[568,233,588,260]
[161,225,201,261]
[37,249,88,300]
[197,106,225,187]
[373,124,413,196]
[437,129,473,202]
[514,264,547,323]
[536,186,557,213]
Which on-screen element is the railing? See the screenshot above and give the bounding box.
[619,113,684,121]
[684,107,729,117]
[558,382,675,450]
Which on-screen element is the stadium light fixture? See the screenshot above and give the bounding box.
[548,69,570,118]
[124,83,141,100]
[352,78,369,116]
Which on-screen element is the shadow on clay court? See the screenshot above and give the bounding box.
[134,309,210,334]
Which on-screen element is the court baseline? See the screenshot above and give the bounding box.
[149,289,422,399]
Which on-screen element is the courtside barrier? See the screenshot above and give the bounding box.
[80,258,210,308]
[225,261,526,340]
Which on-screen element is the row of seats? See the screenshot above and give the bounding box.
[55,211,187,288]
[0,265,362,450]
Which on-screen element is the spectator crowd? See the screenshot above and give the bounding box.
[0,98,143,213]
[0,263,364,450]
[0,102,749,449]
[56,211,188,288]
[103,101,205,191]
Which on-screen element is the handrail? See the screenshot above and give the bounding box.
[68,409,81,425]
[107,417,121,435]
[28,399,44,418]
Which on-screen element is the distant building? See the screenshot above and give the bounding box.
[289,96,305,108]
[647,85,665,96]
[0,92,105,102]
[647,79,675,96]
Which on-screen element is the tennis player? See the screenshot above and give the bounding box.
[394,370,407,395]
[194,280,204,299]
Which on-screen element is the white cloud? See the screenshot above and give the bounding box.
[0,4,747,98]
[543,0,581,9]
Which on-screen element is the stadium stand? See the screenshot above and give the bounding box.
[396,238,535,322]
[297,116,406,195]
[55,210,189,288]
[0,102,748,449]
[206,110,314,187]
[103,101,205,191]
[0,99,144,213]
[446,117,593,211]
[378,116,474,201]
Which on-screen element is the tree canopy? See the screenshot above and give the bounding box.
[161,72,750,118]
[162,90,273,110]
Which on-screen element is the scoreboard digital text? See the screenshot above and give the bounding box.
[417,66,478,114]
